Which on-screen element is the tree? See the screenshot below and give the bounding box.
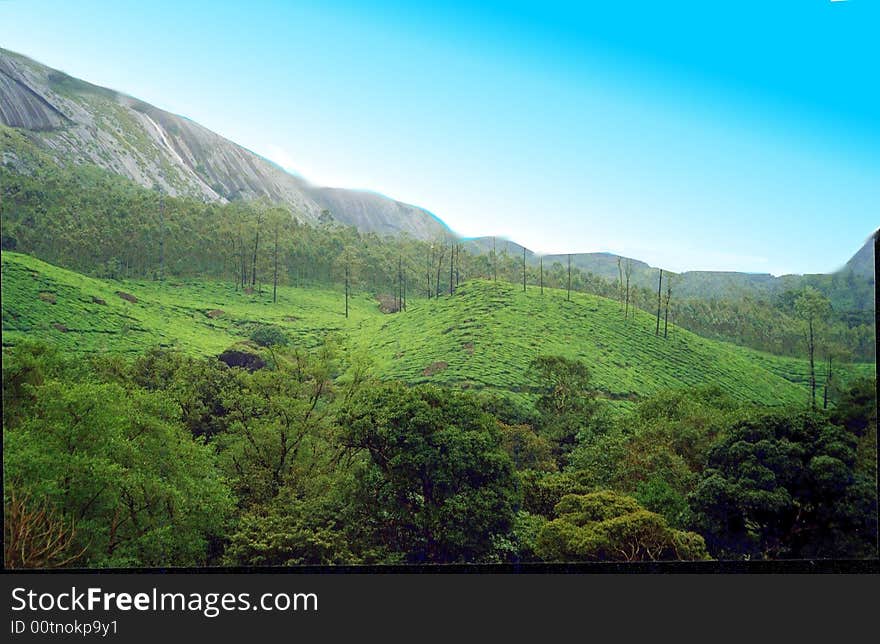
[831,377,877,438]
[338,383,518,563]
[224,487,358,566]
[3,379,233,566]
[795,287,832,409]
[4,489,86,568]
[535,491,709,561]
[216,345,337,506]
[655,269,663,336]
[624,259,633,321]
[499,423,556,473]
[540,256,544,295]
[663,278,673,338]
[567,254,572,301]
[250,325,289,349]
[273,222,279,302]
[250,207,264,289]
[530,356,600,465]
[688,410,877,559]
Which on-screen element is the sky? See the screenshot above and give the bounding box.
[1,0,878,275]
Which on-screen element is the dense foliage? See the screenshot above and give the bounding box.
[1,124,876,566]
[3,340,876,567]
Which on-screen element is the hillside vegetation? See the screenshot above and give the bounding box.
[3,251,871,409]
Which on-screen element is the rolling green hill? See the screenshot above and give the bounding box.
[1,251,378,356]
[359,280,872,407]
[2,251,873,408]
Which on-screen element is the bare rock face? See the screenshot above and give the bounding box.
[0,48,448,240]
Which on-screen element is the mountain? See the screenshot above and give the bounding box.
[0,48,447,239]
[843,233,877,279]
[463,234,876,309]
[1,47,873,306]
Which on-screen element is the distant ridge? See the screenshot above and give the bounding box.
[0,48,448,240]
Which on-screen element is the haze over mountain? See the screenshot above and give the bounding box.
[0,48,447,240]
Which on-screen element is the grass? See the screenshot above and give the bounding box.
[357,280,872,408]
[1,251,377,356]
[2,251,873,408]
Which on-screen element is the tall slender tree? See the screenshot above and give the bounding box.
[567,254,572,302]
[435,242,446,297]
[624,259,633,321]
[522,247,526,292]
[344,256,350,319]
[540,256,544,295]
[272,223,279,303]
[426,244,433,298]
[663,281,672,338]
[449,242,455,295]
[250,208,264,289]
[795,287,831,409]
[656,268,663,336]
[158,194,165,282]
[617,256,624,313]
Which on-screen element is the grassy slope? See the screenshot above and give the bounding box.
[358,280,871,408]
[1,251,377,356]
[2,251,872,407]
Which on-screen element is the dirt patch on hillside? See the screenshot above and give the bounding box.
[205,309,225,318]
[38,292,56,304]
[91,296,107,305]
[376,294,400,314]
[422,361,448,376]
[115,291,138,303]
[52,323,68,332]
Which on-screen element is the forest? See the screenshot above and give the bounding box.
[1,124,878,566]
[3,339,876,566]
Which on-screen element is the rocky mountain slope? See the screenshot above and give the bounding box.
[0,48,447,239]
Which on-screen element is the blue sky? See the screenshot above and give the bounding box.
[1,0,878,274]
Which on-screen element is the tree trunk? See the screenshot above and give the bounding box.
[540,257,543,295]
[567,254,571,302]
[663,285,671,339]
[656,269,663,336]
[272,225,278,303]
[427,246,432,298]
[824,355,832,410]
[158,196,165,282]
[449,243,454,295]
[436,245,445,297]
[808,316,816,409]
[251,229,259,288]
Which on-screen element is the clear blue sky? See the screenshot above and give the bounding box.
[1,0,877,274]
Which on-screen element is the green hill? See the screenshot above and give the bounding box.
[2,251,872,408]
[1,251,378,356]
[359,280,872,407]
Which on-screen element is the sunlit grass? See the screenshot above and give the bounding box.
[3,251,872,408]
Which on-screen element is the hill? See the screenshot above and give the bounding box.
[0,48,447,240]
[4,251,872,408]
[462,235,875,310]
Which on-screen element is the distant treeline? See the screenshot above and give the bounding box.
[0,125,874,361]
